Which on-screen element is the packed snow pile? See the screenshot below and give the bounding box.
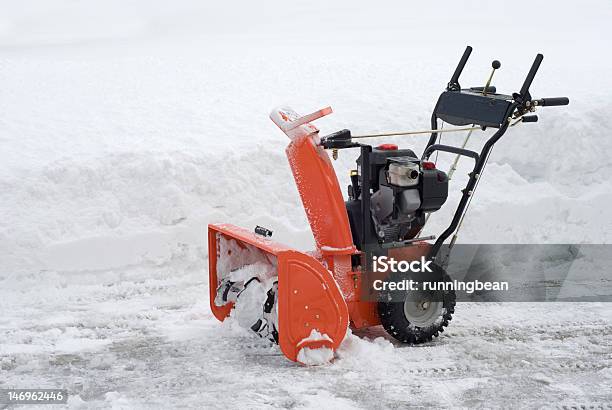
[215,235,274,278]
[213,236,279,340]
[296,330,335,366]
[1,0,611,407]
[215,261,272,328]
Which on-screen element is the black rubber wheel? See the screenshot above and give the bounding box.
[377,264,456,344]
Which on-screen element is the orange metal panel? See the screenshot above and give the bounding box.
[270,106,356,257]
[347,300,380,329]
[209,223,293,256]
[208,224,349,363]
[208,223,293,322]
[285,135,355,256]
[277,250,349,362]
[208,226,233,321]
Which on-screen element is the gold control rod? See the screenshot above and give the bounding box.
[482,60,500,96]
[447,127,475,181]
[351,126,482,139]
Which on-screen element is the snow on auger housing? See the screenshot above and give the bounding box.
[208,46,569,365]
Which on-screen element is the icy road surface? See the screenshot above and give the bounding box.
[2,267,612,409]
[1,0,612,408]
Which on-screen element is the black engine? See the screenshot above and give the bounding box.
[345,144,448,251]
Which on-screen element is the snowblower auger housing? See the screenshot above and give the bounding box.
[208,46,569,364]
[209,224,349,362]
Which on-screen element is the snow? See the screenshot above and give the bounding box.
[230,278,268,329]
[1,0,612,408]
[296,330,335,366]
[296,346,334,366]
[216,236,275,282]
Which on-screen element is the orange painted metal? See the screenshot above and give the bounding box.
[347,300,380,329]
[208,223,349,362]
[208,227,233,322]
[208,223,293,322]
[208,106,432,363]
[271,106,356,258]
[388,242,431,261]
[277,250,349,362]
[285,136,356,256]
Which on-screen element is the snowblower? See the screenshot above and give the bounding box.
[208,46,569,364]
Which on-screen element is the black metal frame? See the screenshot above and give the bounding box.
[420,45,546,260]
[423,110,515,260]
[320,45,569,264]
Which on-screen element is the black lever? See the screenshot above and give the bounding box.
[482,60,501,96]
[535,97,570,107]
[520,54,543,98]
[254,226,273,237]
[522,115,538,123]
[320,129,357,150]
[447,46,473,91]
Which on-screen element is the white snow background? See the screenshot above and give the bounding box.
[1,1,611,408]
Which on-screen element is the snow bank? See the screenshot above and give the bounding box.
[0,148,312,277]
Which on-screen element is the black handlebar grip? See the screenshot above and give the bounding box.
[449,46,473,86]
[520,53,544,97]
[522,115,538,123]
[538,97,569,106]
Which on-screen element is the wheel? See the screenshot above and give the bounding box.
[377,264,456,344]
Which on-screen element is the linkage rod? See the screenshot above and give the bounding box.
[351,126,482,139]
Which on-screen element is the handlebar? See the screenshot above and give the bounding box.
[535,97,570,107]
[522,115,538,123]
[435,47,569,132]
[519,54,543,97]
[422,144,479,162]
[448,46,473,90]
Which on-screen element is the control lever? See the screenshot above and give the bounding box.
[520,54,543,98]
[482,60,501,96]
[320,129,358,160]
[320,129,354,149]
[447,46,473,91]
[522,115,538,123]
[534,97,570,107]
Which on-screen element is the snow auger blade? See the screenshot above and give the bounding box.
[208,223,349,363]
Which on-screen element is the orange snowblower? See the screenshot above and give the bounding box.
[208,47,569,364]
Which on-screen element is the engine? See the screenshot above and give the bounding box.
[345,144,449,250]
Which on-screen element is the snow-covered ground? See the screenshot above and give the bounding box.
[1,1,611,408]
